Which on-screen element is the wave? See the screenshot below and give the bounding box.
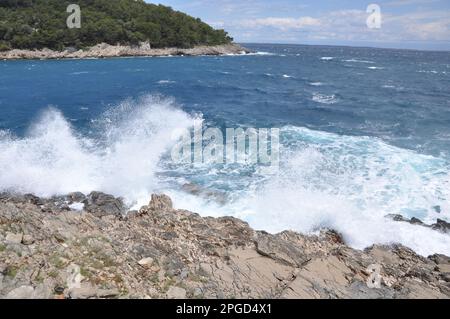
[157,80,176,84]
[0,95,200,207]
[167,126,450,257]
[343,59,375,64]
[312,93,338,104]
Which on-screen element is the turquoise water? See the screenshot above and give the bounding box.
[1,44,449,255]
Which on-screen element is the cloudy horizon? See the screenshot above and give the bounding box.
[150,0,450,51]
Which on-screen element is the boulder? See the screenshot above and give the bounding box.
[148,194,173,211]
[431,219,450,233]
[83,191,127,217]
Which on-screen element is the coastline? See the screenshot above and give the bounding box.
[0,43,251,60]
[0,192,449,299]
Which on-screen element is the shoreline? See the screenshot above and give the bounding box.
[0,43,252,61]
[0,192,449,299]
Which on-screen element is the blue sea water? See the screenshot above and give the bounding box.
[1,44,450,255]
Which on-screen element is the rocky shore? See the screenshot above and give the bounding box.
[0,43,251,60]
[0,192,449,299]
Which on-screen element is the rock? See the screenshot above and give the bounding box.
[138,257,154,268]
[83,191,127,217]
[437,264,450,273]
[22,234,34,245]
[387,214,450,234]
[410,217,425,225]
[54,286,65,294]
[255,232,309,267]
[0,192,449,299]
[5,232,22,244]
[67,283,119,299]
[148,194,173,211]
[386,214,409,222]
[67,192,86,203]
[429,254,450,265]
[166,286,187,299]
[431,219,450,233]
[5,286,35,299]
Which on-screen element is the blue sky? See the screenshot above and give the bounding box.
[149,0,450,50]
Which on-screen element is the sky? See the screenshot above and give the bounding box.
[149,0,450,51]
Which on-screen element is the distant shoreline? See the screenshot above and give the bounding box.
[0,43,252,61]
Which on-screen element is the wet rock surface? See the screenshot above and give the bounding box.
[0,193,449,299]
[386,214,450,234]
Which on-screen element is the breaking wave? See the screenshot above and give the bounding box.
[0,95,200,207]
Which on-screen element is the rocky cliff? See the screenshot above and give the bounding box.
[0,192,449,299]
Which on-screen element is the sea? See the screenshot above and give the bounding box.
[1,43,449,256]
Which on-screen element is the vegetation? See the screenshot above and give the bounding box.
[0,0,233,51]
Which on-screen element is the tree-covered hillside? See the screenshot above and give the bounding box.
[0,0,233,51]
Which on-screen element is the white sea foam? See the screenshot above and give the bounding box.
[282,74,292,78]
[70,71,90,75]
[309,82,323,86]
[157,80,175,84]
[69,202,84,211]
[321,57,334,61]
[312,93,338,104]
[343,59,375,64]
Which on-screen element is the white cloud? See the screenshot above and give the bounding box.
[240,17,321,30]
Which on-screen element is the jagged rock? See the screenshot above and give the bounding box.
[83,192,126,217]
[255,232,309,267]
[138,257,154,268]
[387,214,450,234]
[22,234,34,245]
[148,194,173,211]
[431,219,450,233]
[67,192,86,203]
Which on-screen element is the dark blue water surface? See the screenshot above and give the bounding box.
[1,44,450,255]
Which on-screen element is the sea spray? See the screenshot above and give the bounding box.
[0,95,200,208]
